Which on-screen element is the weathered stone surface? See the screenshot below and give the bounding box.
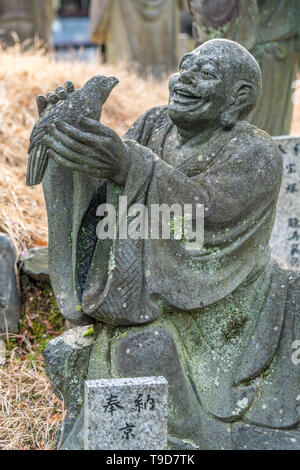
[44,325,95,407]
[271,136,300,269]
[19,246,49,281]
[27,75,119,186]
[43,326,95,443]
[84,376,168,450]
[0,233,21,333]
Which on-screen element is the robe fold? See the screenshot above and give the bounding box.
[81,106,282,325]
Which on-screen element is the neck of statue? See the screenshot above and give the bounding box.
[176,122,223,147]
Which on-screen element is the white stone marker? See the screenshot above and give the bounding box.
[84,376,168,450]
[271,136,300,269]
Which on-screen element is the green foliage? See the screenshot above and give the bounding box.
[83,325,94,337]
[6,274,65,360]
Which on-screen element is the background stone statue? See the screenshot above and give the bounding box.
[187,0,300,135]
[89,0,183,77]
[29,39,300,449]
[0,0,54,46]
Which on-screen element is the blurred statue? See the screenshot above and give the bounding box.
[187,0,300,135]
[0,0,54,46]
[89,0,183,77]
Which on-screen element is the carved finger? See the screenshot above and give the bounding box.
[56,86,68,100]
[46,124,95,157]
[47,148,82,172]
[65,81,75,93]
[43,135,83,161]
[54,121,111,149]
[36,95,47,116]
[46,92,59,104]
[80,116,115,138]
[43,135,112,169]
[47,148,110,178]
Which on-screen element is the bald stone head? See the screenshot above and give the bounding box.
[168,39,262,132]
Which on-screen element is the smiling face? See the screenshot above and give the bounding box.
[168,39,262,133]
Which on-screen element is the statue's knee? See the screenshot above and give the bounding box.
[114,327,177,377]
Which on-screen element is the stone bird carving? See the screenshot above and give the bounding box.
[26,75,119,186]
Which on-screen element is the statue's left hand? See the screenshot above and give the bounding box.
[42,116,129,185]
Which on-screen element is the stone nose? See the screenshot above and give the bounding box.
[179,69,197,87]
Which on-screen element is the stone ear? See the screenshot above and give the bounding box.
[234,81,254,105]
[221,81,254,129]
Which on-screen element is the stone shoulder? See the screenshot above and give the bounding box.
[222,122,283,182]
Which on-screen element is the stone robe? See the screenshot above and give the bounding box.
[43,107,300,449]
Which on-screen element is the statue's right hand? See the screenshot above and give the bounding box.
[36,81,75,116]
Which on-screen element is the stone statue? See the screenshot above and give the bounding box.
[29,39,300,449]
[89,0,182,77]
[0,0,54,46]
[187,0,300,136]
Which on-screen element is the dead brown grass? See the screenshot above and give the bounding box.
[0,274,66,450]
[0,45,168,252]
[0,354,65,450]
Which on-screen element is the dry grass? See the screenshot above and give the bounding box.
[0,355,65,450]
[0,274,65,450]
[0,45,168,252]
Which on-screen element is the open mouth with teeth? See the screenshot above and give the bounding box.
[173,87,203,105]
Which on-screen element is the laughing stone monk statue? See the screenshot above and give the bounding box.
[37,39,300,449]
[187,0,300,136]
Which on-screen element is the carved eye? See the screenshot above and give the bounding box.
[180,62,189,71]
[201,70,216,79]
[100,78,107,87]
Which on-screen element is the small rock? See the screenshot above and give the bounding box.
[44,325,95,447]
[44,325,95,409]
[0,233,21,333]
[0,339,6,366]
[19,246,49,280]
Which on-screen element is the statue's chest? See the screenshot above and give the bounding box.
[147,125,216,177]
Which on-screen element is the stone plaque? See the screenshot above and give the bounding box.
[271,136,300,269]
[84,376,168,450]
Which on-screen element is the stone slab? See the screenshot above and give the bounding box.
[84,376,168,450]
[19,246,49,280]
[271,136,300,269]
[0,233,21,332]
